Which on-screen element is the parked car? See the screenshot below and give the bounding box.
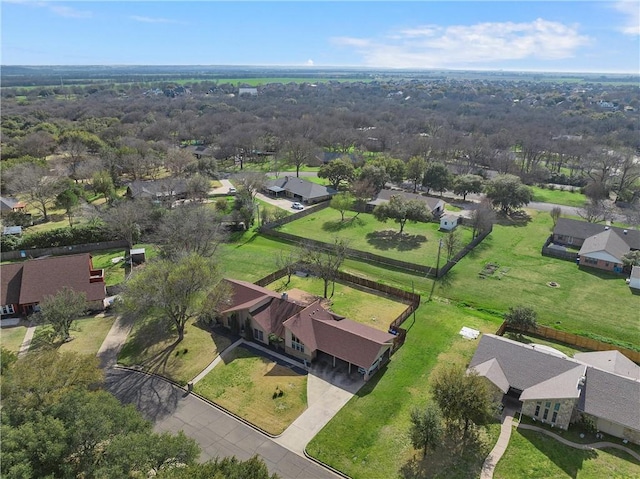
[228,187,237,193]
[291,202,304,210]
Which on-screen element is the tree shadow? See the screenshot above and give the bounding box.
[495,211,532,227]
[366,230,427,251]
[321,216,365,232]
[399,428,490,479]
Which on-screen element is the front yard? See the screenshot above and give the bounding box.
[194,345,307,435]
[117,317,231,386]
[29,313,116,355]
[1,323,29,353]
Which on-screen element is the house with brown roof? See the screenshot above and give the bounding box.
[0,196,27,216]
[1,253,106,316]
[219,279,395,380]
[469,335,640,443]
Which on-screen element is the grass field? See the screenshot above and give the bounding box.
[118,317,231,386]
[266,275,409,331]
[307,300,502,479]
[494,427,640,479]
[1,324,29,353]
[276,208,473,267]
[29,313,115,356]
[194,345,307,435]
[531,186,588,208]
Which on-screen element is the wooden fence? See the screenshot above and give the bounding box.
[0,240,129,262]
[541,235,579,262]
[496,321,640,364]
[437,226,493,278]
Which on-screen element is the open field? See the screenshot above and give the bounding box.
[276,208,473,266]
[266,275,409,331]
[307,300,502,479]
[30,313,116,356]
[494,427,640,479]
[530,186,587,208]
[194,345,307,435]
[1,323,29,353]
[118,317,231,386]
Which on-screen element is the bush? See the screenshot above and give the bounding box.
[3,224,119,251]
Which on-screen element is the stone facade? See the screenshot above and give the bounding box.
[522,397,577,430]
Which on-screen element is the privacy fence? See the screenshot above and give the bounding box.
[0,240,129,262]
[541,235,579,262]
[496,322,640,364]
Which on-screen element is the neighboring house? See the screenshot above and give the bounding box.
[552,218,639,272]
[629,266,640,291]
[219,279,396,380]
[125,179,189,202]
[263,177,337,204]
[0,253,106,316]
[2,226,22,236]
[0,196,27,216]
[439,214,459,231]
[367,189,445,217]
[238,87,258,96]
[184,144,215,159]
[469,334,640,443]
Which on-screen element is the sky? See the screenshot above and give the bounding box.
[1,1,639,73]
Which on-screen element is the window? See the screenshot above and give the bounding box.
[291,334,304,353]
[1,305,15,315]
[254,328,264,342]
[552,411,558,423]
[534,402,541,416]
[554,403,560,411]
[543,401,551,420]
[583,257,598,265]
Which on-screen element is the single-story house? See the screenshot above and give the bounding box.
[0,196,27,216]
[125,179,189,202]
[469,334,640,443]
[629,266,640,291]
[219,279,395,380]
[578,228,629,273]
[553,218,640,250]
[439,214,459,231]
[367,189,445,217]
[263,177,337,204]
[0,253,106,317]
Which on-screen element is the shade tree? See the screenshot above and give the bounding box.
[484,174,533,214]
[318,157,356,189]
[452,174,484,201]
[373,195,432,234]
[409,402,443,457]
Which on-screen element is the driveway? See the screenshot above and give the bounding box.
[104,368,341,479]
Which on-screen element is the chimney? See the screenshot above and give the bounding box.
[281,292,288,301]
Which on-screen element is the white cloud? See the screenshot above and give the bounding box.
[49,5,92,19]
[129,15,180,24]
[332,19,591,68]
[306,59,314,66]
[613,1,640,35]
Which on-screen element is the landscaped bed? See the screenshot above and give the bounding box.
[266,276,409,332]
[194,344,308,435]
[274,208,474,267]
[118,317,231,386]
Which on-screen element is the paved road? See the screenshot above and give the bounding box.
[104,368,341,479]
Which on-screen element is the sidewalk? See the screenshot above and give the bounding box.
[480,407,515,479]
[17,321,37,358]
[96,315,133,368]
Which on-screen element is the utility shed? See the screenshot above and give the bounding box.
[129,248,146,264]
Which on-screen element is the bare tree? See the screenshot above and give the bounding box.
[578,199,610,223]
[102,200,150,249]
[470,199,496,238]
[444,229,462,261]
[301,238,348,298]
[550,206,562,227]
[284,137,314,177]
[6,164,63,222]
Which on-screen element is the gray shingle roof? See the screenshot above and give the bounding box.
[578,229,630,261]
[520,365,585,400]
[578,367,640,431]
[265,177,337,201]
[554,218,640,250]
[369,189,444,213]
[574,351,640,380]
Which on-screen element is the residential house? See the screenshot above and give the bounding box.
[367,189,445,218]
[628,266,640,291]
[125,179,189,203]
[1,253,106,317]
[469,334,640,443]
[219,279,395,380]
[0,196,27,216]
[264,177,337,205]
[552,218,639,272]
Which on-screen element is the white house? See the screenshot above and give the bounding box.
[440,214,459,231]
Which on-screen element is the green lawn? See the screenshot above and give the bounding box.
[531,186,587,208]
[194,345,308,435]
[91,248,128,286]
[29,313,116,356]
[494,427,640,479]
[276,208,473,267]
[307,300,502,479]
[266,276,409,331]
[118,317,231,386]
[433,209,640,347]
[1,323,29,353]
[503,332,590,358]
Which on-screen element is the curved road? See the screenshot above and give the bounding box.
[104,368,341,479]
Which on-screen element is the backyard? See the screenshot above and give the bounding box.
[266,275,409,331]
[275,207,473,267]
[194,344,308,435]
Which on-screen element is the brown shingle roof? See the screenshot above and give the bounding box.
[251,297,304,338]
[18,254,106,303]
[284,300,395,369]
[1,263,23,305]
[221,279,280,314]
